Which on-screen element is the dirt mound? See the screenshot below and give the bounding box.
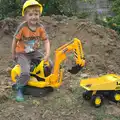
[43,16,120,75]
[0,15,119,89]
[0,15,120,120]
[1,16,119,74]
[0,15,120,85]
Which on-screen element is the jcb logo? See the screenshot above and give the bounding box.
[117,81,120,85]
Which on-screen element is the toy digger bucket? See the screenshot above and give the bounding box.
[68,59,85,74]
[68,64,83,74]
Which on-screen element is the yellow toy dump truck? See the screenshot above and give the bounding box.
[80,74,120,107]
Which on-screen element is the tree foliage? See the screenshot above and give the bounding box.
[107,0,120,33]
[0,0,22,19]
[112,0,120,15]
[0,0,94,19]
[40,0,95,16]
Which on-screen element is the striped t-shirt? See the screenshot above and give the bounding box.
[14,21,48,53]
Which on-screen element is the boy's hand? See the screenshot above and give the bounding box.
[33,41,39,50]
[12,53,17,61]
[44,56,49,62]
[12,53,15,60]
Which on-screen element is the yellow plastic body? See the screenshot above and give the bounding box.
[95,97,101,105]
[114,93,120,101]
[11,38,85,88]
[80,74,120,91]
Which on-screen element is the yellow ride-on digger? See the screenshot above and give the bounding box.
[11,38,85,97]
[80,74,120,107]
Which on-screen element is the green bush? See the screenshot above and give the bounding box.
[0,0,91,19]
[41,0,78,16]
[106,0,120,33]
[0,0,22,19]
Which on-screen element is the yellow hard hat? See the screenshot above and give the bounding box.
[22,0,43,16]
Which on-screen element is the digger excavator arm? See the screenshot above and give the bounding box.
[53,38,85,74]
[48,38,85,87]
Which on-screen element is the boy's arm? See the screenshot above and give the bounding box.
[40,25,50,61]
[11,38,17,60]
[11,22,24,59]
[43,39,50,61]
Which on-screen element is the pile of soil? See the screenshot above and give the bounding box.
[0,15,120,120]
[1,16,119,74]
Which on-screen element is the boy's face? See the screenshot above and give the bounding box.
[24,6,40,26]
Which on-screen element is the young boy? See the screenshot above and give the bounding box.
[12,0,50,102]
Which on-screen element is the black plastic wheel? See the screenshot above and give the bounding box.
[91,94,103,108]
[82,91,92,100]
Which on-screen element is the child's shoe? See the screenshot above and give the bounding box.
[16,88,24,102]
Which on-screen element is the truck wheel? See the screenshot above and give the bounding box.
[91,95,103,108]
[83,91,92,100]
[113,92,120,102]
